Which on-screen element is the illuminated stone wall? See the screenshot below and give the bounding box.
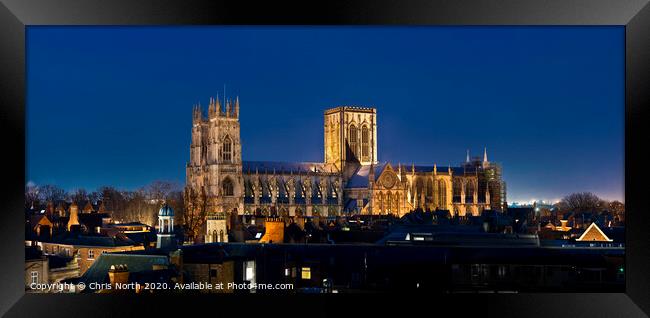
[324,106,377,170]
[259,218,285,243]
[186,97,245,216]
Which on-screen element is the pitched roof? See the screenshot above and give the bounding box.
[243,161,338,174]
[576,222,613,242]
[78,253,169,287]
[345,163,388,189]
[51,232,136,247]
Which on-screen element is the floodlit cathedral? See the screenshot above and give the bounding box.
[186,96,506,232]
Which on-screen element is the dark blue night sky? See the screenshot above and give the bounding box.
[26,26,624,203]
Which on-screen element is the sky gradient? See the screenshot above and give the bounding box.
[26,26,624,203]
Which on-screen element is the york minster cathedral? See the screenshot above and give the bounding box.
[185,96,506,224]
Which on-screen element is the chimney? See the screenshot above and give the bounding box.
[108,264,129,286]
[67,202,80,231]
[560,219,569,230]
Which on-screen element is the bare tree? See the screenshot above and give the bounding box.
[25,183,40,209]
[38,184,66,203]
[123,189,157,226]
[608,200,625,223]
[557,192,605,213]
[69,188,89,204]
[98,186,127,219]
[146,180,179,203]
[608,200,625,214]
[88,191,102,205]
[166,190,184,227]
[183,186,208,243]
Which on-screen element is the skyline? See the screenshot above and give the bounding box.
[26,26,624,203]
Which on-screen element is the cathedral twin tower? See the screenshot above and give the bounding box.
[186,94,506,229]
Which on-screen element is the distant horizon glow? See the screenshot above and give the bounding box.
[26,26,624,203]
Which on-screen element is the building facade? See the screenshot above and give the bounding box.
[186,97,506,229]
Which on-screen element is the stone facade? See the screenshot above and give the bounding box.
[324,107,378,170]
[186,97,244,215]
[186,97,507,237]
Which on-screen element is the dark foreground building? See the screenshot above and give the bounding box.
[72,240,623,294]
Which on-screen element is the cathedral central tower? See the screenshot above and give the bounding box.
[324,106,377,171]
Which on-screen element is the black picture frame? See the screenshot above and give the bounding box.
[1,0,648,317]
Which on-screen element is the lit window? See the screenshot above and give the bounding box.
[221,135,232,162]
[361,125,369,160]
[88,250,94,259]
[349,125,358,158]
[244,261,256,282]
[301,267,311,280]
[31,271,38,285]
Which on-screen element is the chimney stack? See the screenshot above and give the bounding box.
[108,264,129,286]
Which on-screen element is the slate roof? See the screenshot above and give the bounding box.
[376,224,539,246]
[77,253,169,288]
[344,198,369,212]
[48,255,75,269]
[51,232,136,247]
[346,163,387,189]
[25,246,44,261]
[77,213,111,229]
[243,161,338,174]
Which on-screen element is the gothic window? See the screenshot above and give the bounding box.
[378,193,384,213]
[394,193,399,213]
[466,180,475,203]
[222,178,234,197]
[416,179,424,199]
[219,229,225,242]
[453,179,462,202]
[221,135,232,163]
[426,179,433,197]
[349,125,358,158]
[387,192,392,213]
[361,125,369,161]
[245,179,252,197]
[438,180,447,208]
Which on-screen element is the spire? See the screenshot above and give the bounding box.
[483,147,488,162]
[216,93,222,116]
[235,96,240,118]
[225,99,231,118]
[433,163,437,175]
[466,149,470,163]
[208,97,216,118]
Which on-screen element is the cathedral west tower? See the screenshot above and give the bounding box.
[186,96,244,216]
